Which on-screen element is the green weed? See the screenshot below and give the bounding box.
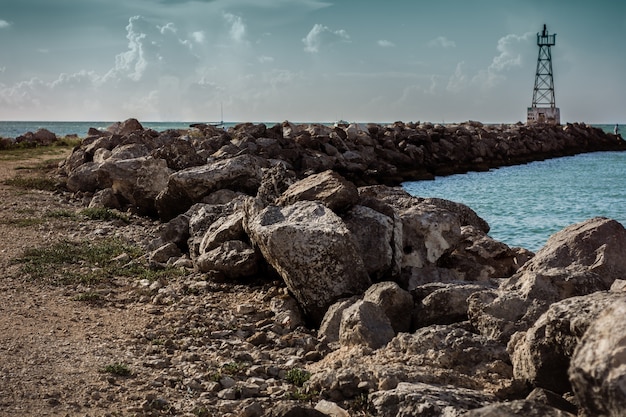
[79,207,130,223]
[101,363,131,377]
[285,368,311,387]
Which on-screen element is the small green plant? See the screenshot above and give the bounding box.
[80,207,130,223]
[288,388,319,402]
[221,361,248,376]
[286,368,311,387]
[72,292,102,303]
[101,363,131,377]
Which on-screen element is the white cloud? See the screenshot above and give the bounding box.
[377,40,395,48]
[302,23,350,53]
[0,19,10,29]
[446,62,467,93]
[224,13,246,43]
[428,36,456,49]
[0,66,5,73]
[489,32,532,72]
[258,55,274,63]
[191,31,206,43]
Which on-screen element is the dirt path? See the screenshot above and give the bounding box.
[0,149,151,416]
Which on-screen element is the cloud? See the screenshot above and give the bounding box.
[224,13,246,43]
[191,31,206,43]
[258,55,274,63]
[377,40,395,48]
[489,32,532,72]
[0,19,10,29]
[302,23,350,53]
[446,62,467,93]
[428,36,456,49]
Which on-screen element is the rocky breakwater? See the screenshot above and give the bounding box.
[56,118,626,416]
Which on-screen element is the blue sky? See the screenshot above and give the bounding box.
[0,0,624,123]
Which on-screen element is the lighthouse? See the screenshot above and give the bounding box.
[527,24,560,125]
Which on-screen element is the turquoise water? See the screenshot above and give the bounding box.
[403,151,626,252]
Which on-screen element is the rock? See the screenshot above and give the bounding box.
[151,138,205,170]
[442,225,533,281]
[266,402,326,417]
[106,118,144,135]
[412,282,494,329]
[195,240,258,278]
[33,128,57,145]
[198,211,245,253]
[339,300,395,349]
[469,217,626,344]
[369,382,495,417]
[318,296,360,345]
[149,242,182,266]
[504,217,626,302]
[245,200,371,325]
[88,188,121,210]
[363,281,413,333]
[314,399,349,417]
[569,297,626,417]
[525,388,578,415]
[158,213,190,251]
[156,154,268,220]
[509,292,626,394]
[277,170,359,213]
[97,156,172,216]
[467,290,548,343]
[388,325,510,376]
[66,162,100,193]
[396,202,462,287]
[343,205,399,281]
[460,399,576,416]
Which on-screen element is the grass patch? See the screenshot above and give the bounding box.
[14,237,184,286]
[4,175,58,191]
[79,207,129,223]
[46,209,77,219]
[15,238,140,285]
[0,217,45,228]
[0,143,73,161]
[101,363,132,377]
[285,368,311,387]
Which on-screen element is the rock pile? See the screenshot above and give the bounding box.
[57,118,626,416]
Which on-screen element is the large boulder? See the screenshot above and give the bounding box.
[339,300,395,349]
[277,170,359,212]
[195,240,258,278]
[569,297,626,417]
[245,200,371,325]
[460,400,576,417]
[397,202,462,287]
[156,154,268,220]
[469,217,626,343]
[503,217,626,302]
[97,156,172,216]
[106,118,144,135]
[412,282,495,329]
[343,205,400,281]
[363,281,413,333]
[369,382,495,417]
[508,292,626,394]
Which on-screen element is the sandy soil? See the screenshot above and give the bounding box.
[0,149,152,416]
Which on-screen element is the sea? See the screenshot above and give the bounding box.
[1,121,623,252]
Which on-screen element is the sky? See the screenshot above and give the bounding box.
[0,0,625,123]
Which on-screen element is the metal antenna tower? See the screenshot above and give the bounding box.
[527,24,560,124]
